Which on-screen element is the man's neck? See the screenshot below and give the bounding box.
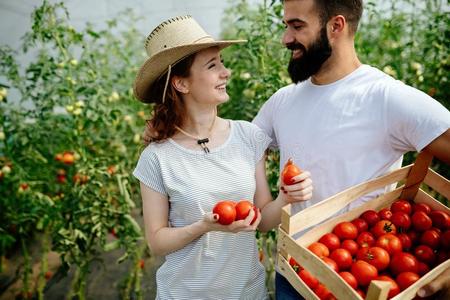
[311,44,361,85]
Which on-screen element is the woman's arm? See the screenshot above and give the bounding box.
[140,182,261,256]
[254,156,313,232]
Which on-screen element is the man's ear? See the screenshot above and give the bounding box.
[329,15,345,34]
[171,76,189,94]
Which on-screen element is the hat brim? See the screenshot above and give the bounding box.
[133,40,246,103]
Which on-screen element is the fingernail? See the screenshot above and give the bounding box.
[280,186,285,191]
[213,214,218,220]
[417,289,426,297]
[283,190,287,194]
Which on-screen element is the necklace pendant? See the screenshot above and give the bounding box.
[197,138,209,145]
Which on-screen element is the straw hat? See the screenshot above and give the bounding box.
[133,15,246,103]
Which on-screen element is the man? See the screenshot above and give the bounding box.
[252,0,450,298]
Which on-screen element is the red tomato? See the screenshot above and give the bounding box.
[376,233,402,256]
[308,242,330,258]
[412,203,431,214]
[414,245,436,265]
[351,218,369,234]
[212,201,236,225]
[390,212,411,231]
[360,210,380,227]
[420,229,440,249]
[396,233,412,251]
[322,256,339,272]
[341,239,359,256]
[357,232,376,248]
[378,208,393,220]
[411,211,433,232]
[407,230,420,246]
[289,257,301,272]
[333,222,358,240]
[351,260,378,286]
[396,271,420,291]
[436,250,449,265]
[429,210,450,230]
[313,284,333,300]
[389,252,419,276]
[281,158,302,185]
[417,261,430,276]
[390,199,412,215]
[339,271,358,289]
[375,275,400,298]
[441,230,450,250]
[356,246,390,271]
[330,248,353,270]
[372,220,397,238]
[235,200,257,224]
[298,269,319,289]
[356,289,366,299]
[319,233,341,252]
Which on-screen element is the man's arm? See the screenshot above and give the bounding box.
[422,128,450,165]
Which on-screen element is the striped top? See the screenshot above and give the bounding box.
[133,120,271,300]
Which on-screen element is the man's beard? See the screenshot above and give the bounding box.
[287,26,332,83]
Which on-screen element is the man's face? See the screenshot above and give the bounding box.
[282,0,332,83]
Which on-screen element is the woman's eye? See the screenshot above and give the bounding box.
[208,64,215,69]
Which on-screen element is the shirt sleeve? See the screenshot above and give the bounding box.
[248,123,272,164]
[252,95,279,149]
[132,147,167,195]
[386,80,450,152]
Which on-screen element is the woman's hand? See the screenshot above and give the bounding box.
[280,170,313,203]
[203,207,261,233]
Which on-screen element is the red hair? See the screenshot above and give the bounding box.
[143,54,196,145]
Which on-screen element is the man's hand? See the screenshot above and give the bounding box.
[417,267,450,300]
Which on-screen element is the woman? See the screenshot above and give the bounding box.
[132,15,312,299]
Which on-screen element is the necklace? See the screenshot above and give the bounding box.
[174,117,216,154]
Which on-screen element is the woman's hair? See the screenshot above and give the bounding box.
[143,53,196,145]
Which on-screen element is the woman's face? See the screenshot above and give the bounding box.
[178,46,231,105]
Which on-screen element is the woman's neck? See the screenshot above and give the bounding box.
[181,107,217,138]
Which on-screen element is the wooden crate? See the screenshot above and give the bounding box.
[277,151,450,300]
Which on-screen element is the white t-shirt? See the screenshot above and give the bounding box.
[253,64,450,216]
[133,120,271,300]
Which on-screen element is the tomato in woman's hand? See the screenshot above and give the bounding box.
[333,222,358,240]
[372,220,396,238]
[376,233,402,256]
[339,271,358,290]
[235,200,257,224]
[357,231,376,248]
[308,242,330,258]
[319,233,341,252]
[351,218,369,234]
[419,229,440,249]
[298,269,319,289]
[390,252,419,275]
[411,211,432,232]
[429,210,450,230]
[375,275,400,298]
[351,260,378,286]
[390,212,411,231]
[281,158,302,185]
[391,199,412,215]
[412,203,431,214]
[330,248,353,270]
[396,271,420,291]
[356,246,390,271]
[360,210,380,227]
[341,239,359,256]
[212,201,236,225]
[378,208,393,220]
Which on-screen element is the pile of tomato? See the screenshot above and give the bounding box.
[289,199,450,300]
[212,200,257,225]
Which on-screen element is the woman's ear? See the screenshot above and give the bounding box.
[171,76,189,94]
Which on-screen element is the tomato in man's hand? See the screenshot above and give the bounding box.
[212,201,236,225]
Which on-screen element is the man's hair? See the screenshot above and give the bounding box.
[314,0,363,34]
[282,0,363,34]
